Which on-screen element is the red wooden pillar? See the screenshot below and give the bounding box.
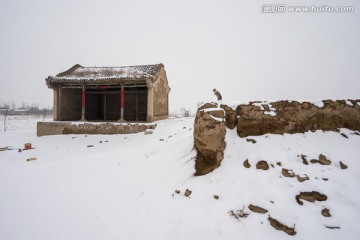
[81,84,86,121]
[119,83,125,122]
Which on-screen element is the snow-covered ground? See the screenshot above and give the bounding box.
[0,116,360,240]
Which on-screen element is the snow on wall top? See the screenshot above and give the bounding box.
[46,63,163,83]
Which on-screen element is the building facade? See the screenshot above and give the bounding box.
[46,63,170,122]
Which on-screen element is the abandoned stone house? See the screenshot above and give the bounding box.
[45,63,170,122]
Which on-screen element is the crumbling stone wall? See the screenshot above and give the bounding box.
[193,103,226,176]
[233,100,360,137]
[194,99,359,176]
[37,122,156,136]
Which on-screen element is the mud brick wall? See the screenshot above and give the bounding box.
[234,100,360,137]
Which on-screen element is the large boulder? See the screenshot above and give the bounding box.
[194,103,226,176]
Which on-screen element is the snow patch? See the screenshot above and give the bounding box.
[210,114,225,122]
[345,100,354,106]
[312,100,325,108]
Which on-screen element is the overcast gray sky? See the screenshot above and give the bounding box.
[0,0,359,112]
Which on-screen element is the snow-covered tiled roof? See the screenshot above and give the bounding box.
[46,63,163,83]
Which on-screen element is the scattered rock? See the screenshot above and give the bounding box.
[310,159,318,164]
[318,154,331,165]
[301,154,309,165]
[26,157,37,161]
[184,189,192,197]
[339,161,348,169]
[256,160,269,170]
[295,191,327,205]
[246,138,256,144]
[322,178,329,181]
[175,190,180,194]
[296,174,309,182]
[18,149,22,153]
[282,168,295,178]
[214,195,219,200]
[268,216,296,236]
[326,226,340,230]
[353,132,360,136]
[271,164,274,168]
[248,204,268,214]
[243,159,251,168]
[159,139,165,141]
[276,162,282,166]
[340,133,348,139]
[322,208,331,217]
[87,145,94,148]
[144,129,153,135]
[100,141,102,143]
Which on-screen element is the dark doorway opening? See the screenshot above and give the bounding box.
[84,86,147,121]
[124,87,147,121]
[85,88,121,121]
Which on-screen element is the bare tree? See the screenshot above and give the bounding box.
[3,108,9,132]
[10,101,16,110]
[42,108,48,121]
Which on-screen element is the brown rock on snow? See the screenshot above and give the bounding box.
[295,191,327,205]
[243,159,251,168]
[318,154,331,165]
[246,138,256,143]
[282,168,295,178]
[248,204,268,214]
[268,216,296,236]
[296,174,309,182]
[256,160,269,170]
[301,154,309,165]
[322,208,331,217]
[194,103,226,176]
[184,189,192,197]
[340,161,348,169]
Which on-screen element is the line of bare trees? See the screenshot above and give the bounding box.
[0,101,53,132]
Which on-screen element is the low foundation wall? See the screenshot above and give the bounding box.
[37,122,157,137]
